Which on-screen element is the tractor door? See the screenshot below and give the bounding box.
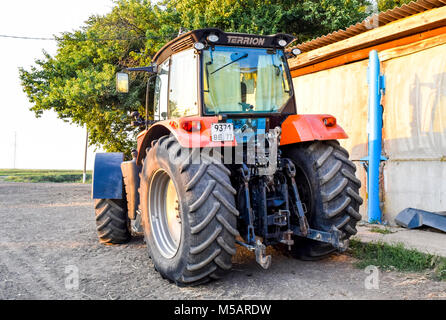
[167,49,199,118]
[153,59,169,121]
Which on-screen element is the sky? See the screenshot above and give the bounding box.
[0,0,115,169]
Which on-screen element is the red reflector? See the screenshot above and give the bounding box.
[181,121,192,131]
[323,117,336,127]
[180,120,201,132]
[169,121,178,129]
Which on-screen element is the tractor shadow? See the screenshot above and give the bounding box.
[112,226,357,291]
[219,244,353,285]
[121,233,146,248]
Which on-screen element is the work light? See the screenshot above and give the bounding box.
[292,48,302,56]
[194,42,205,50]
[278,39,287,47]
[207,34,219,43]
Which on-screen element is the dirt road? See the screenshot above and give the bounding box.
[0,181,445,300]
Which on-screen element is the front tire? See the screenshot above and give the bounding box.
[140,136,239,286]
[283,140,363,260]
[94,199,131,244]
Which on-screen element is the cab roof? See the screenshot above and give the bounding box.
[152,28,296,65]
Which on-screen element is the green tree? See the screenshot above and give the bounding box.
[168,0,370,42]
[377,0,413,12]
[20,0,370,154]
[20,0,162,154]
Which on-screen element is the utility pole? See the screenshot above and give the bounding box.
[13,132,17,169]
[83,129,88,184]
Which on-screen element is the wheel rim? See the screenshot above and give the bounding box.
[149,169,182,259]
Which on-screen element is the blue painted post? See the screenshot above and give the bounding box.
[367,50,385,223]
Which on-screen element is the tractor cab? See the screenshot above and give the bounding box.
[117,29,302,146]
[202,45,292,115]
[150,29,297,119]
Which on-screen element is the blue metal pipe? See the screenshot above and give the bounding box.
[366,50,385,223]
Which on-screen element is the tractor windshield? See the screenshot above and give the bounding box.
[202,46,292,114]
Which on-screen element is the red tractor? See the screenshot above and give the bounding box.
[92,29,362,286]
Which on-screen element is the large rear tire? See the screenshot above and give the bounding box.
[282,140,363,260]
[140,136,239,286]
[94,199,131,244]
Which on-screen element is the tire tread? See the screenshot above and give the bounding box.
[94,199,130,244]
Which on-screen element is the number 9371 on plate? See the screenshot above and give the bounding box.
[211,123,234,142]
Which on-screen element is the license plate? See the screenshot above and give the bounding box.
[211,123,234,142]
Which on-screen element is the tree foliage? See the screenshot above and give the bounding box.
[168,0,370,41]
[377,0,413,12]
[20,0,373,154]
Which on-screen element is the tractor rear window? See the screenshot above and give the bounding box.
[202,46,292,114]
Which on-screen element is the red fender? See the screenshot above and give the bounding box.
[136,116,238,165]
[136,114,347,165]
[279,114,348,146]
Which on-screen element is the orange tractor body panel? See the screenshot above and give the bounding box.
[136,116,239,165]
[279,114,348,145]
[136,114,347,165]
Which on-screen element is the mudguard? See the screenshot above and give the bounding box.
[135,114,348,165]
[92,152,124,199]
[121,159,141,220]
[135,118,238,165]
[280,114,348,145]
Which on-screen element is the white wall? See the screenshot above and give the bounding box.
[292,39,446,223]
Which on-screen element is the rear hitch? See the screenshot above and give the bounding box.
[280,229,294,248]
[240,164,256,244]
[236,239,272,269]
[268,209,289,226]
[282,158,349,252]
[255,240,272,269]
[293,225,349,252]
[283,158,309,236]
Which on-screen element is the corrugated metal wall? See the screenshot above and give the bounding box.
[292,39,446,222]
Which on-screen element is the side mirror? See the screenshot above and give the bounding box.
[116,72,129,93]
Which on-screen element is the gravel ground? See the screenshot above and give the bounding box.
[0,181,445,300]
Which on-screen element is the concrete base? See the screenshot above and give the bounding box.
[382,161,446,224]
[353,223,446,258]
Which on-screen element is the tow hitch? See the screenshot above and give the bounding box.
[293,226,349,252]
[236,239,272,269]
